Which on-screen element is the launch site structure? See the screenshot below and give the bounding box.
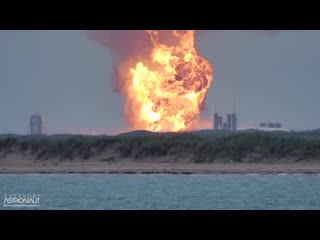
[27,113,47,135]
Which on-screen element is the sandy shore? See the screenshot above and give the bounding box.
[1,159,320,174]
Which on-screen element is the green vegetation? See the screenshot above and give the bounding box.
[0,130,320,163]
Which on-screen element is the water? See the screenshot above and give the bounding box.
[1,174,320,210]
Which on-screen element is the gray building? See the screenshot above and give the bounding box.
[274,123,282,128]
[213,112,237,131]
[28,114,47,135]
[218,116,223,129]
[259,122,282,129]
[214,113,220,130]
[227,114,232,130]
[231,113,237,131]
[259,123,267,128]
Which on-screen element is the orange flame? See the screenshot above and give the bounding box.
[120,30,213,132]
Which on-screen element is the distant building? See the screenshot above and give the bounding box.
[275,123,282,128]
[227,114,232,130]
[212,97,238,131]
[231,113,237,131]
[28,114,47,135]
[259,123,267,128]
[213,112,237,131]
[214,113,220,130]
[267,122,275,128]
[218,116,223,129]
[259,122,283,130]
[223,122,227,130]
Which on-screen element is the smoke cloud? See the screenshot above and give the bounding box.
[86,30,203,92]
[86,30,281,131]
[86,30,151,92]
[86,30,281,89]
[86,30,213,132]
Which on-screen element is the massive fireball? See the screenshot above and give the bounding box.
[123,30,213,132]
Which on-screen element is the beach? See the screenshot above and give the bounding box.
[1,157,320,174]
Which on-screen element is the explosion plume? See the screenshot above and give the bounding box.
[87,30,213,132]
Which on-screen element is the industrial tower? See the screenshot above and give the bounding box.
[212,97,238,131]
[27,113,47,135]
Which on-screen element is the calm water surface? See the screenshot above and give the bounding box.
[0,174,319,210]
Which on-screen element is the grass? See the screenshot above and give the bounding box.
[0,130,320,162]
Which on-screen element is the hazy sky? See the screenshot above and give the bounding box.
[0,30,320,134]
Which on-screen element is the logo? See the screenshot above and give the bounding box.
[3,193,40,208]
